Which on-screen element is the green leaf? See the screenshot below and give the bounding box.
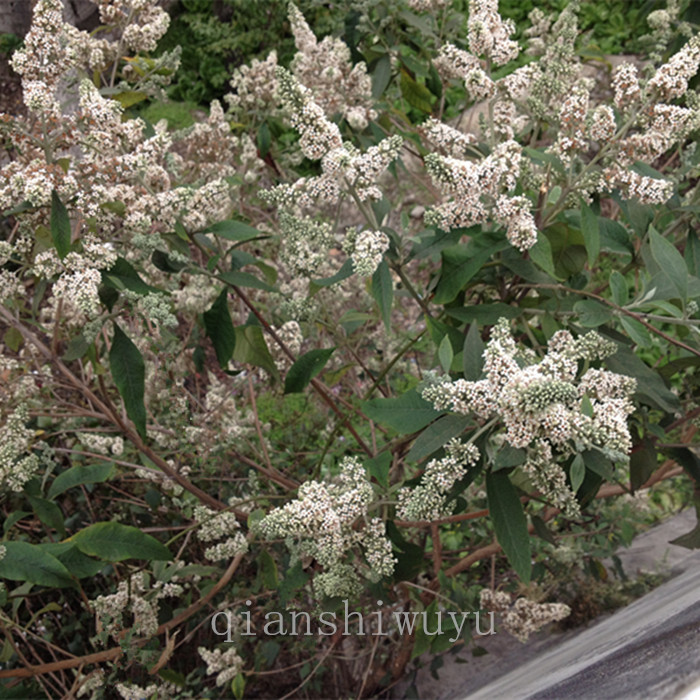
[38,543,103,579]
[531,514,556,545]
[62,334,91,362]
[486,471,531,583]
[529,233,557,278]
[493,445,526,470]
[581,204,600,267]
[50,190,71,259]
[203,289,236,368]
[445,303,519,325]
[257,122,271,158]
[48,462,116,499]
[0,541,74,588]
[573,299,612,327]
[231,673,246,700]
[406,414,471,463]
[399,69,434,113]
[3,327,22,352]
[278,560,309,606]
[27,496,65,538]
[649,226,687,300]
[205,220,263,243]
[109,323,147,439]
[609,270,628,306]
[103,258,160,295]
[313,258,355,287]
[462,323,485,381]
[69,522,172,562]
[434,240,508,305]
[366,451,391,489]
[569,454,585,493]
[438,334,453,374]
[620,315,652,347]
[219,270,275,292]
[582,449,613,480]
[371,260,393,330]
[4,511,30,534]
[363,388,442,434]
[605,346,681,414]
[233,325,279,380]
[257,549,278,590]
[669,521,700,549]
[372,55,392,99]
[284,348,335,394]
[630,441,657,491]
[412,599,438,659]
[111,90,148,108]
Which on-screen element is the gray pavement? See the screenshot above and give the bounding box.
[398,510,700,700]
[464,551,700,700]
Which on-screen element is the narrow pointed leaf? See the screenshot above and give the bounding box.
[486,470,531,583]
[203,289,236,367]
[69,522,172,562]
[284,348,335,394]
[0,541,74,588]
[371,259,393,330]
[109,323,147,438]
[50,190,71,259]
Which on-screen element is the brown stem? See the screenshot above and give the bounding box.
[0,549,246,679]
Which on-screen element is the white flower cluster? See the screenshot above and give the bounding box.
[194,505,248,562]
[279,212,334,276]
[227,4,375,129]
[434,44,495,102]
[553,82,590,159]
[227,51,280,115]
[602,167,674,205]
[397,439,480,521]
[257,456,396,597]
[425,141,538,251]
[407,0,449,11]
[271,321,304,371]
[467,0,520,66]
[115,684,157,700]
[264,70,402,210]
[32,240,118,319]
[422,320,636,516]
[92,572,159,643]
[419,118,477,158]
[345,229,390,277]
[288,3,376,128]
[647,34,700,101]
[0,405,41,493]
[480,589,570,642]
[198,646,244,687]
[76,432,124,456]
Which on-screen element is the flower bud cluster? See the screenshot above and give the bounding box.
[257,456,395,597]
[76,433,125,457]
[344,229,390,277]
[0,405,42,493]
[92,572,160,643]
[265,70,402,223]
[425,141,538,251]
[194,505,248,562]
[397,439,480,521]
[288,3,376,128]
[422,320,636,513]
[468,0,520,66]
[279,212,334,277]
[480,588,570,642]
[198,646,244,687]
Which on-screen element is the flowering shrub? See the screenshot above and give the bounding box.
[0,0,699,697]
